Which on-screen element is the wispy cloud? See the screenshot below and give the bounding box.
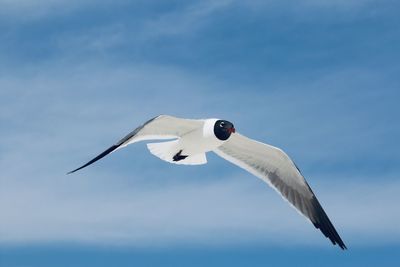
[139,0,233,39]
[1,167,399,247]
[0,0,126,21]
[0,0,81,20]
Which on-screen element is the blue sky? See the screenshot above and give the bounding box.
[1,0,400,266]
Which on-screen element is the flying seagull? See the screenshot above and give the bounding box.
[68,115,346,249]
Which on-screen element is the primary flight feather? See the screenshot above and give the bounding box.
[68,115,346,250]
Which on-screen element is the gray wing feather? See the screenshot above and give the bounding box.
[68,115,202,174]
[214,133,346,250]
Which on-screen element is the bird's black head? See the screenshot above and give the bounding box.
[214,120,235,141]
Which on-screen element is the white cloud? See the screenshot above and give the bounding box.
[302,0,375,9]
[1,167,399,247]
[0,0,232,28]
[45,0,235,55]
[0,0,131,20]
[0,0,84,20]
[139,0,233,39]
[237,0,377,11]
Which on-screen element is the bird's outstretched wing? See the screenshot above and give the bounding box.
[68,115,202,174]
[213,133,347,250]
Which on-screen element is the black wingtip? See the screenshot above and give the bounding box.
[310,196,347,251]
[66,116,161,175]
[66,167,82,175]
[67,144,120,174]
[338,238,348,250]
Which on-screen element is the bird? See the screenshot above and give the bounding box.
[68,115,347,249]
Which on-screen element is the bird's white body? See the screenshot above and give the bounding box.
[147,119,225,165]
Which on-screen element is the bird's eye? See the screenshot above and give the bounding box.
[220,122,225,127]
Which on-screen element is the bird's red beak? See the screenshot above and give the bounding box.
[228,127,236,133]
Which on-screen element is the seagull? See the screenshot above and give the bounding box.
[68,115,346,249]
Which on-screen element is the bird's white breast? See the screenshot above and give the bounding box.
[179,118,225,155]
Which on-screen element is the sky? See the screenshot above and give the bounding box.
[1,0,400,266]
